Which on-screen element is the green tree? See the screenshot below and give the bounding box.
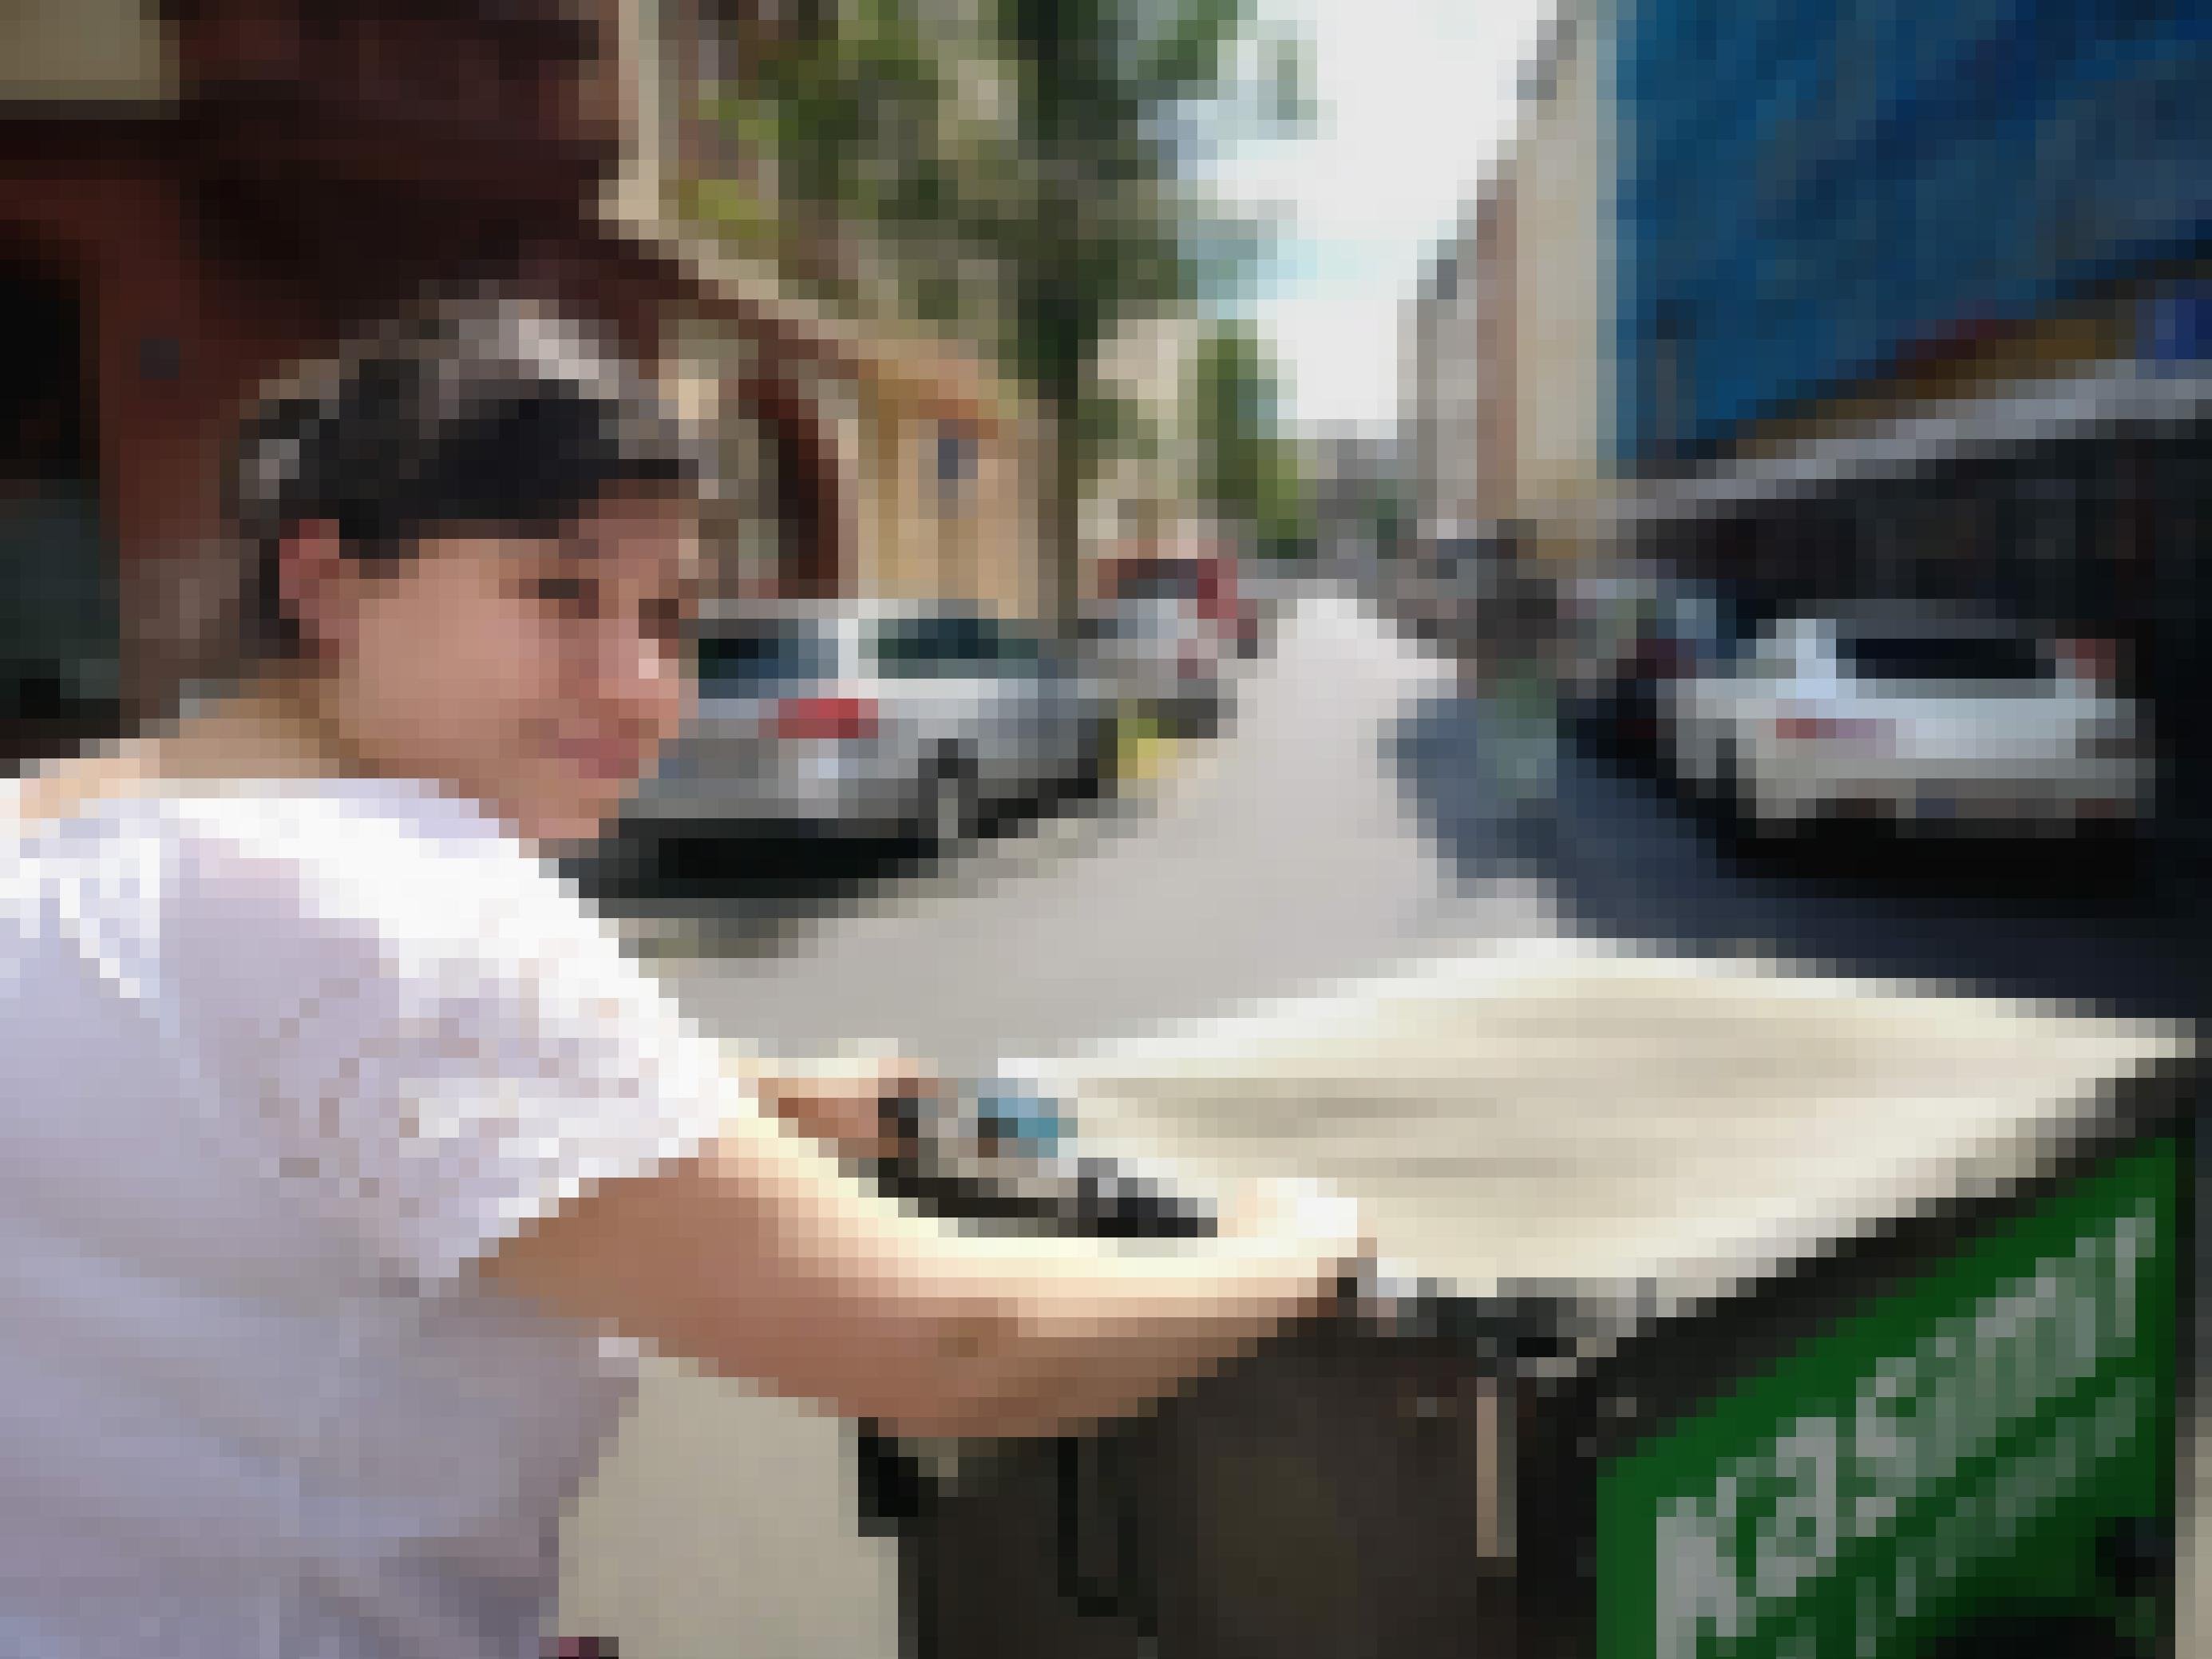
[1253,443,1315,562]
[689,0,1310,628]
[1189,319,1312,559]
[686,2,981,321]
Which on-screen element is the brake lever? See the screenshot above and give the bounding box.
[876,1083,1222,1239]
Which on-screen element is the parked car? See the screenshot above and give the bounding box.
[618,600,1117,859]
[1095,550,1263,657]
[1395,537,1505,650]
[1388,556,1451,645]
[1558,569,1659,700]
[1661,608,2155,847]
[1571,576,1751,767]
[1077,594,1233,738]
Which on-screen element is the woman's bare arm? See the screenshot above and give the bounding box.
[476,1103,1364,1439]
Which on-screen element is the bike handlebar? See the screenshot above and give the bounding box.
[873,1086,1571,1358]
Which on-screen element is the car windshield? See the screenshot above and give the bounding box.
[695,620,839,696]
[869,612,1045,677]
[1084,599,1188,641]
[1838,631,2052,687]
[1113,568,1204,604]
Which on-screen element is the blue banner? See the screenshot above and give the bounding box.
[1619,2,2212,461]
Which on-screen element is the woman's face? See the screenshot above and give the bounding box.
[307,489,702,849]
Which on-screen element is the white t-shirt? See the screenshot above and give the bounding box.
[0,774,745,1659]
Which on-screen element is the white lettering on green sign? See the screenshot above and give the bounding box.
[1652,1200,2158,1659]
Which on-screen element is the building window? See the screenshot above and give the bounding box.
[934,423,977,517]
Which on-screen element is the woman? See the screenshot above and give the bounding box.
[0,291,1370,1659]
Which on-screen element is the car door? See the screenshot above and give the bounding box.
[861,611,1026,794]
[1827,629,2105,785]
[958,616,1077,796]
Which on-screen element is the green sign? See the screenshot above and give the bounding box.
[1596,1136,2178,1659]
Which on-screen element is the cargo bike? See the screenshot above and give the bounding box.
[859,943,2198,1659]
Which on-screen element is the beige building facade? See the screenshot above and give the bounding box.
[1086,311,1212,560]
[1500,0,1620,560]
[1406,173,1518,544]
[1405,212,1482,540]
[620,0,1047,618]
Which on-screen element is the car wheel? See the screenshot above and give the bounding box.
[2065,817,2151,905]
[1676,729,1720,814]
[582,826,683,896]
[1181,688,1229,741]
[1062,719,1118,802]
[1712,746,1815,862]
[922,757,983,850]
[1706,738,1754,848]
[1656,720,1696,803]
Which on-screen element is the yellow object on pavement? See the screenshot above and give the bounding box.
[1116,712,1178,784]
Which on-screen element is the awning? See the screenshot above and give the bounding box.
[1606,363,2212,533]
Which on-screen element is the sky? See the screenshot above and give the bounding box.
[1198,0,1559,436]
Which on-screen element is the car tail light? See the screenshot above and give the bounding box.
[774,695,878,742]
[1773,712,1891,746]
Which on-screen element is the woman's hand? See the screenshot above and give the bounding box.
[489,1070,1391,1440]
[749,1054,937,1165]
[1219,1175,1375,1309]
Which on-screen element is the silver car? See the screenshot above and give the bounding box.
[622,600,1117,853]
[1076,595,1233,737]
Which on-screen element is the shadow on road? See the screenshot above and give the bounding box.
[572,778,1134,957]
[1388,690,2207,1024]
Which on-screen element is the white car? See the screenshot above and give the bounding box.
[1662,610,2154,842]
[619,600,1117,855]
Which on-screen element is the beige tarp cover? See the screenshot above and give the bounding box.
[1010,938,2191,1311]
